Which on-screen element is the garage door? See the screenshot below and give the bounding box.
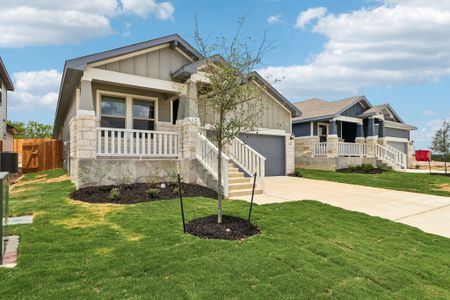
[388,141,407,154]
[238,133,286,176]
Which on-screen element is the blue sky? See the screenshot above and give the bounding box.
[1,0,449,149]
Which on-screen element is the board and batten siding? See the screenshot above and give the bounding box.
[341,102,365,117]
[94,47,191,81]
[199,82,292,133]
[0,80,7,142]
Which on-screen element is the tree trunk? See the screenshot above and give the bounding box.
[216,110,224,224]
[217,141,223,224]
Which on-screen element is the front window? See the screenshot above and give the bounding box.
[133,99,155,130]
[100,96,126,128]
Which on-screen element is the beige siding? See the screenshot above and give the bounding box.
[5,130,13,151]
[95,47,191,81]
[199,82,292,133]
[0,80,7,142]
[91,83,172,122]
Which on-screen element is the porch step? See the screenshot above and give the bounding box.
[228,172,245,178]
[228,167,240,173]
[228,188,263,198]
[228,182,254,191]
[228,177,251,184]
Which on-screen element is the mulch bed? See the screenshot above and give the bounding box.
[185,215,260,240]
[430,173,450,177]
[70,182,218,204]
[336,168,385,174]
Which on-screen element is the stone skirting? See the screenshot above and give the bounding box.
[295,157,377,171]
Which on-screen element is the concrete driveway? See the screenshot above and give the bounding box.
[233,176,450,239]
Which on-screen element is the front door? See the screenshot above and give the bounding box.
[319,124,328,143]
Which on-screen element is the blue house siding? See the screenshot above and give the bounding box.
[385,127,410,139]
[293,122,311,137]
[341,102,365,117]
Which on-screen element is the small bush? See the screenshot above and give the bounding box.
[147,187,160,199]
[361,164,374,172]
[109,187,121,201]
[348,165,356,172]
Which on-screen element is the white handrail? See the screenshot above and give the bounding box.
[338,142,367,157]
[96,128,179,158]
[229,137,266,191]
[376,144,406,169]
[195,133,229,197]
[313,142,327,157]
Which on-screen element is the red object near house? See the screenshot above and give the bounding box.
[415,150,432,162]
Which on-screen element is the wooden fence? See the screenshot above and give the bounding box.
[13,139,63,173]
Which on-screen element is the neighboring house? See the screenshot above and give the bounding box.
[53,34,301,197]
[292,96,417,170]
[0,57,15,151]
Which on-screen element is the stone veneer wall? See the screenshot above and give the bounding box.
[285,135,295,174]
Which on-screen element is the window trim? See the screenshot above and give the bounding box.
[96,90,158,130]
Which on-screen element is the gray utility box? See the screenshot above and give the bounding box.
[0,152,18,174]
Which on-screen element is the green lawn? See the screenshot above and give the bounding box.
[1,169,450,299]
[297,168,450,197]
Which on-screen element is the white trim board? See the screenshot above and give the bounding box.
[84,68,187,95]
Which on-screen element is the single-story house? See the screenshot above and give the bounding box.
[292,96,417,170]
[53,34,301,197]
[0,57,15,152]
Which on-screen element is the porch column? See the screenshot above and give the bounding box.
[327,119,338,158]
[377,120,388,147]
[355,123,365,143]
[177,79,200,184]
[366,117,378,157]
[72,79,97,188]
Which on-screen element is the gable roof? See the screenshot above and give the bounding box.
[250,72,301,117]
[0,57,14,91]
[53,34,204,134]
[171,56,301,117]
[292,96,369,123]
[65,34,203,71]
[358,104,402,122]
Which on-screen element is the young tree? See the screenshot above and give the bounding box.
[8,120,53,139]
[431,121,450,174]
[194,18,270,223]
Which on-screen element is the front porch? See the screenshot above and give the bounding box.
[295,117,408,170]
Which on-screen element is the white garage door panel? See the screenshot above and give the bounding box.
[388,141,407,154]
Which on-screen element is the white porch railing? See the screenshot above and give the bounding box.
[313,142,327,157]
[376,144,407,169]
[229,137,266,191]
[96,128,179,158]
[338,142,367,157]
[195,133,230,197]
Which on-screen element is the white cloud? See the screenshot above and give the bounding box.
[412,117,450,146]
[0,0,175,47]
[259,2,450,100]
[9,70,62,111]
[267,14,282,25]
[295,7,327,29]
[121,0,175,20]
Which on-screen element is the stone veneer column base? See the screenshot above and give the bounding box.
[327,135,339,158]
[366,136,378,158]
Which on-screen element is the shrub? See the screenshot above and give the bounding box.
[348,165,356,172]
[361,164,374,172]
[147,187,160,199]
[109,187,121,201]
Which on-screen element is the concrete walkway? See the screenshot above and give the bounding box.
[233,176,450,239]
